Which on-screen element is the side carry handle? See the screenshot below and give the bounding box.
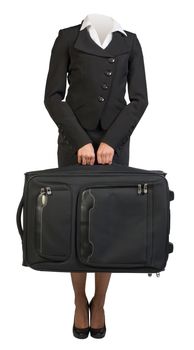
[16,194,24,239]
[168,242,174,254]
[169,190,174,201]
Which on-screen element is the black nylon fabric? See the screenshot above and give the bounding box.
[17,163,174,273]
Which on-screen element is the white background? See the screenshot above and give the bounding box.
[1,0,193,348]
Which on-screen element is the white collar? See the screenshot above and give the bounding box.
[80,13,127,49]
[80,13,127,36]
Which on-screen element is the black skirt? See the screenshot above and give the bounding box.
[57,121,130,167]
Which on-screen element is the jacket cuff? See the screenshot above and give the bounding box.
[100,137,118,150]
[100,133,130,151]
[70,133,92,153]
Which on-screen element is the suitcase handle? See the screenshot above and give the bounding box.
[16,194,24,239]
[168,242,174,254]
[169,190,174,201]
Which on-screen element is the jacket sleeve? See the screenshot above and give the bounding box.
[44,29,92,153]
[100,33,148,150]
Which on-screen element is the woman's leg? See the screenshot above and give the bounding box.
[90,272,112,328]
[70,272,112,328]
[71,272,89,328]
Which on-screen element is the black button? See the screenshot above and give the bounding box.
[98,96,105,102]
[104,70,112,77]
[101,83,108,90]
[108,57,115,63]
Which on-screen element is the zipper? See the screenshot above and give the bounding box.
[37,179,162,206]
[25,172,167,199]
[36,185,71,259]
[78,181,156,196]
[25,170,167,187]
[39,180,161,201]
[77,182,153,267]
[137,183,148,194]
[37,187,51,207]
[29,171,166,177]
[25,168,166,177]
[38,186,68,206]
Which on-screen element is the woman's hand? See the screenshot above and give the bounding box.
[77,143,96,165]
[96,142,114,164]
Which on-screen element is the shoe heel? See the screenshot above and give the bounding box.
[89,297,106,338]
[73,299,90,339]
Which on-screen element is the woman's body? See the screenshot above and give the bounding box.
[58,120,130,335]
[57,119,130,166]
[44,13,148,338]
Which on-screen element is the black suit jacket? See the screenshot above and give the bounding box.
[44,21,148,153]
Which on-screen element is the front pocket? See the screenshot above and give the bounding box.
[35,185,72,261]
[76,183,153,267]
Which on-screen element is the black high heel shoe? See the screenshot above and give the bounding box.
[89,297,106,338]
[73,299,90,339]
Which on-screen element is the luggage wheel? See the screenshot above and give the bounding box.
[148,273,160,277]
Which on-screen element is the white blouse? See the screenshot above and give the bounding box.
[80,13,127,49]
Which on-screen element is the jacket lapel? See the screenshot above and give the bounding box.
[73,22,131,57]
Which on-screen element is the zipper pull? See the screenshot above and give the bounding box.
[40,186,52,195]
[45,186,52,195]
[143,183,148,194]
[39,186,52,207]
[137,184,142,194]
[39,188,47,207]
